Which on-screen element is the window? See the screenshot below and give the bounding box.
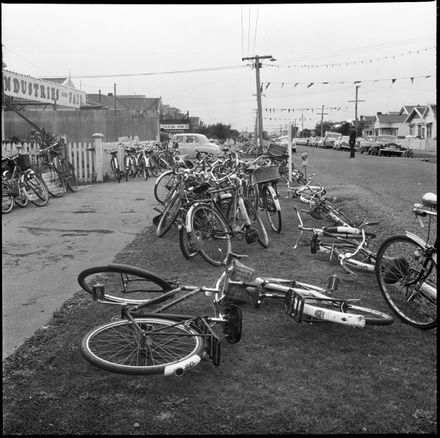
[426,123,432,139]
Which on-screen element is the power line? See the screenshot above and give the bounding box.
[251,5,259,56]
[71,65,247,79]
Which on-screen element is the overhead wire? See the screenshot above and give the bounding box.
[251,4,259,56]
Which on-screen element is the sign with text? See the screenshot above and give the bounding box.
[160,124,189,130]
[2,70,86,108]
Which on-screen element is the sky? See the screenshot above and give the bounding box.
[1,2,437,133]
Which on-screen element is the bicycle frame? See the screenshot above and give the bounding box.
[293,207,377,275]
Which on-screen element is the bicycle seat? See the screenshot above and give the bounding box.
[422,192,437,209]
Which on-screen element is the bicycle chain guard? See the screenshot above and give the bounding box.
[222,304,243,344]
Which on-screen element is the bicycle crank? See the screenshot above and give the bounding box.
[245,226,259,244]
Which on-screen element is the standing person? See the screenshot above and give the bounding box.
[349,127,356,158]
[160,128,170,150]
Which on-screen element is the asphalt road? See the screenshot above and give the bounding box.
[2,176,159,359]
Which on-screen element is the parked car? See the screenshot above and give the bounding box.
[313,137,325,148]
[333,135,350,151]
[323,132,342,149]
[171,133,221,160]
[378,143,413,158]
[359,136,377,154]
[369,135,402,156]
[274,135,296,153]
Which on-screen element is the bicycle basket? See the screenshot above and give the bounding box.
[268,143,288,158]
[17,154,32,170]
[223,259,255,304]
[252,165,280,184]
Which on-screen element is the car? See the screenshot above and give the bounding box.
[171,133,221,160]
[315,137,325,148]
[369,135,402,156]
[333,135,350,151]
[359,136,377,154]
[378,143,413,158]
[274,135,296,153]
[323,132,342,149]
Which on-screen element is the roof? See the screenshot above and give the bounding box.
[376,113,407,124]
[85,94,161,112]
[404,105,434,123]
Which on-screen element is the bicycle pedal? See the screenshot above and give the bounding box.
[245,226,259,244]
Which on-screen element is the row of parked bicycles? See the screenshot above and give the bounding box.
[76,143,436,377]
[2,138,78,214]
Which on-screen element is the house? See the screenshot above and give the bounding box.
[359,115,376,136]
[373,112,409,137]
[404,104,436,139]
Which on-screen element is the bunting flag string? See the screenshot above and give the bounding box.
[261,74,433,91]
[260,46,435,70]
[263,106,350,113]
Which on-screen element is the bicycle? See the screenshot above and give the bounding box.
[36,143,67,198]
[77,253,245,376]
[109,148,123,182]
[375,192,437,329]
[214,255,394,328]
[54,139,78,192]
[293,206,379,275]
[185,171,269,266]
[2,155,29,212]
[1,147,50,208]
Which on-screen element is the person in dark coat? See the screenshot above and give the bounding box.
[349,128,356,158]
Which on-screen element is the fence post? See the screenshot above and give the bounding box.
[93,133,104,183]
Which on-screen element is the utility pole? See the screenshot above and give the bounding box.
[349,85,365,135]
[242,55,275,149]
[317,105,328,137]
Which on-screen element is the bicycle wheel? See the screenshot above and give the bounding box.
[22,171,50,207]
[77,264,173,305]
[148,155,159,177]
[179,221,198,259]
[262,183,282,233]
[188,203,231,266]
[156,193,182,237]
[110,158,122,183]
[244,199,270,248]
[129,158,138,178]
[124,156,131,182]
[81,317,205,375]
[39,164,66,198]
[139,156,149,180]
[1,180,14,213]
[60,159,78,191]
[154,170,177,204]
[375,235,437,329]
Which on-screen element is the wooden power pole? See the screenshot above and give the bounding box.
[317,105,328,137]
[242,55,274,149]
[349,85,365,135]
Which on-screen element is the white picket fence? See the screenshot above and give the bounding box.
[1,135,160,184]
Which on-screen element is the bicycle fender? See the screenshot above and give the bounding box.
[164,354,202,376]
[404,231,428,249]
[267,184,281,210]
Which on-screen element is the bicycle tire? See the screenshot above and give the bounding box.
[129,157,138,178]
[22,171,50,207]
[77,264,173,305]
[39,164,66,198]
[124,156,131,182]
[244,199,270,248]
[262,183,282,233]
[156,193,182,238]
[1,180,14,213]
[60,159,78,192]
[179,221,198,259]
[139,156,149,180]
[188,203,232,266]
[81,317,205,375]
[375,235,437,329]
[154,170,177,204]
[148,155,159,177]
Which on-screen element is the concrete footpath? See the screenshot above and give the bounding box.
[2,177,159,359]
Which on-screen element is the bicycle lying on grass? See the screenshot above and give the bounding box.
[77,252,394,376]
[293,206,379,275]
[77,253,244,376]
[375,192,437,329]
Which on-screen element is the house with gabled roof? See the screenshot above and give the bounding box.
[404,104,436,139]
[359,115,376,136]
[372,112,410,137]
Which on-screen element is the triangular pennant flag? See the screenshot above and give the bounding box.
[410,77,414,84]
[265,82,271,90]
[281,83,284,88]
[307,83,314,88]
[354,81,361,84]
[392,79,396,84]
[294,83,298,87]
